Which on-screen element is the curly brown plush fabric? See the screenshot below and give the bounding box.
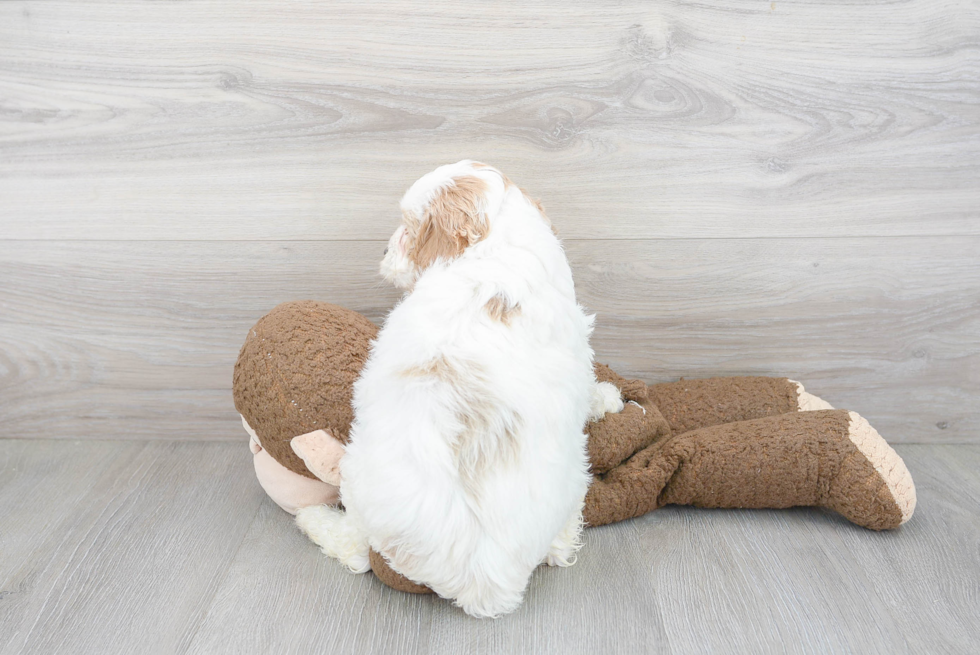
[233,301,377,478]
[588,364,670,474]
[584,409,907,530]
[646,376,800,435]
[369,549,434,594]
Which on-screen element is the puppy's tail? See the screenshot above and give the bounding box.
[295,505,371,574]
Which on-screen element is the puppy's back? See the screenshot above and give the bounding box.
[344,173,595,617]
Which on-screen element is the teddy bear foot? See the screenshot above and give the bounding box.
[824,411,916,530]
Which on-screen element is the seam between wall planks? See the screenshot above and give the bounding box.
[1,235,979,243]
[0,437,969,446]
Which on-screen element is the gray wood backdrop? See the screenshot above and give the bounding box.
[1,0,978,443]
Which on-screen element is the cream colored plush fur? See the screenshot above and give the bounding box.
[847,411,916,524]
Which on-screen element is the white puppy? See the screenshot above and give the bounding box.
[297,160,622,618]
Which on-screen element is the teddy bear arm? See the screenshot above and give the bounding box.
[587,363,672,474]
[587,398,671,475]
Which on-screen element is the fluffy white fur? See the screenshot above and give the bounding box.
[297,160,622,618]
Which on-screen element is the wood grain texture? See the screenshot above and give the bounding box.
[0,440,265,655]
[1,238,976,442]
[2,1,977,651]
[1,0,978,239]
[832,444,980,653]
[1,440,977,654]
[635,508,910,654]
[0,440,146,652]
[184,500,436,655]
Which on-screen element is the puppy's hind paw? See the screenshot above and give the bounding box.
[589,381,625,421]
[544,509,584,567]
[544,543,580,568]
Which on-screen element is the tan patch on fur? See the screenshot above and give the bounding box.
[468,163,557,235]
[484,294,521,325]
[454,406,522,501]
[399,356,457,382]
[409,176,489,270]
[472,161,519,191]
[403,353,523,500]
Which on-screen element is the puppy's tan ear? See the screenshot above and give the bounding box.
[411,176,490,269]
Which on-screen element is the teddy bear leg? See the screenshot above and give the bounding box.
[645,376,831,435]
[825,411,915,529]
[585,409,915,530]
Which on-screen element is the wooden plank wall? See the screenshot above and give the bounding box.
[1,0,978,443]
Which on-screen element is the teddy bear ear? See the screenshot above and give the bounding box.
[290,430,345,487]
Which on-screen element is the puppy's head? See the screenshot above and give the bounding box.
[381,160,507,290]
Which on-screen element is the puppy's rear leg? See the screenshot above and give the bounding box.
[544,504,585,567]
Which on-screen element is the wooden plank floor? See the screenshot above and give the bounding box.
[1,439,977,655]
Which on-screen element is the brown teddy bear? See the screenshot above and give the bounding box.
[233,301,916,594]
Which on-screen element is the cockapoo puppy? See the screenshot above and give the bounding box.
[297,160,623,618]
